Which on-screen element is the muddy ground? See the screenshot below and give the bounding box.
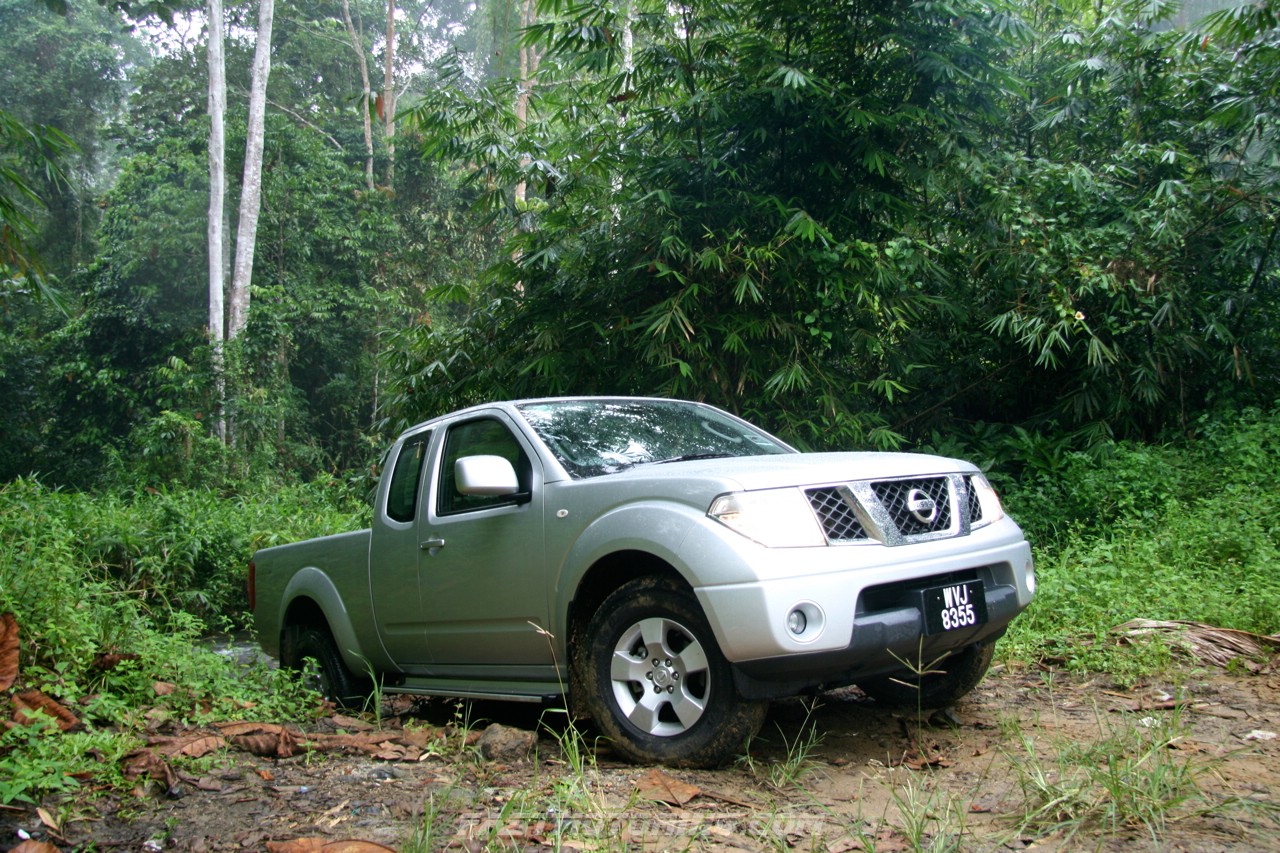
[3,663,1278,852]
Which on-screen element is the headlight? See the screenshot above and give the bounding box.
[969,473,1006,528]
[707,489,826,548]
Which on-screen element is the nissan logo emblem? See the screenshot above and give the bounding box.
[906,488,939,524]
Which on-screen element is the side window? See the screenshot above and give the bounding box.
[385,432,431,523]
[438,418,531,516]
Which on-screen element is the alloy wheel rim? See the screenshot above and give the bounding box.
[609,616,710,737]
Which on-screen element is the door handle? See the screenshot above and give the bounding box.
[420,537,446,551]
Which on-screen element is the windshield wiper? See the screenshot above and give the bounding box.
[645,452,734,465]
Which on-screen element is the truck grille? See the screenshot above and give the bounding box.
[872,477,953,536]
[807,487,867,541]
[806,473,984,546]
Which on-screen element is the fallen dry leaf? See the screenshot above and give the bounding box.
[215,720,291,737]
[37,806,61,832]
[11,690,80,731]
[231,728,298,758]
[9,841,61,853]
[190,775,226,792]
[330,714,374,731]
[152,733,226,759]
[266,840,396,853]
[634,767,701,806]
[90,652,139,672]
[370,742,417,761]
[401,727,447,749]
[1116,619,1280,668]
[122,748,177,790]
[0,613,18,691]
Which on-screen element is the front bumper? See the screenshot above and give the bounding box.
[690,523,1034,699]
[729,578,1021,698]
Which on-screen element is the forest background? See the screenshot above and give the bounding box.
[1,0,1278,808]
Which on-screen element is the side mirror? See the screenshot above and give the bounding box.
[454,455,520,497]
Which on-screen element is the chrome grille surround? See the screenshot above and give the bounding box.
[963,475,984,526]
[806,473,973,546]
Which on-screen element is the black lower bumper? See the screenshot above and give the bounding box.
[730,583,1022,700]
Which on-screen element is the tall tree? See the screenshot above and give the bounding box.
[340,0,376,190]
[207,0,227,439]
[511,0,541,210]
[381,0,398,187]
[228,0,275,340]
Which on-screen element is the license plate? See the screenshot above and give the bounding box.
[921,580,987,635]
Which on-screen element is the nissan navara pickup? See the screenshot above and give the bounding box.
[250,397,1035,766]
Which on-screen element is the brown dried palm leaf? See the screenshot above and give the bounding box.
[0,613,18,691]
[1116,619,1280,670]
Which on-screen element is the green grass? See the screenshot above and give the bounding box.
[1002,704,1242,846]
[738,699,825,791]
[999,408,1280,676]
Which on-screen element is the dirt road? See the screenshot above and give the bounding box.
[5,664,1278,852]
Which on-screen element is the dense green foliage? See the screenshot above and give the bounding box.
[3,0,1276,478]
[0,0,144,278]
[0,0,506,486]
[0,477,367,804]
[1000,408,1280,674]
[394,0,1279,451]
[1,477,367,653]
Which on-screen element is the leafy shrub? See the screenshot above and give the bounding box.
[0,476,365,804]
[125,410,230,490]
[1000,408,1280,673]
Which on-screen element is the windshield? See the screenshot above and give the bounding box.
[517,399,793,478]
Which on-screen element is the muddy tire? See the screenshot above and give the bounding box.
[855,642,995,709]
[574,576,766,768]
[281,625,370,709]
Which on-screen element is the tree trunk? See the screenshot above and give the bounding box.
[512,0,539,209]
[229,0,275,340]
[340,0,375,191]
[382,0,397,188]
[207,0,227,441]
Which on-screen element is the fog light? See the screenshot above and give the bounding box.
[1026,560,1037,596]
[787,609,807,635]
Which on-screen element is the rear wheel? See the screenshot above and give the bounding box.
[574,576,766,768]
[281,625,370,709]
[855,642,995,709]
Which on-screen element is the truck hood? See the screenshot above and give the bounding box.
[606,451,977,492]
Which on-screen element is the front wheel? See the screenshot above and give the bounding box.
[574,577,766,768]
[855,641,995,709]
[281,624,370,710]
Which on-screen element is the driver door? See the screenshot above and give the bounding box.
[419,413,553,669]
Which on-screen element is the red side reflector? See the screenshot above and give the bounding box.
[247,560,256,612]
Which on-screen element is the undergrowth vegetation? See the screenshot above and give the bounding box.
[997,407,1280,675]
[0,476,366,804]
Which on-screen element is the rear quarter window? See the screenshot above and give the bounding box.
[385,432,431,523]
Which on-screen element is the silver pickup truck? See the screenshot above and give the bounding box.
[250,397,1035,766]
